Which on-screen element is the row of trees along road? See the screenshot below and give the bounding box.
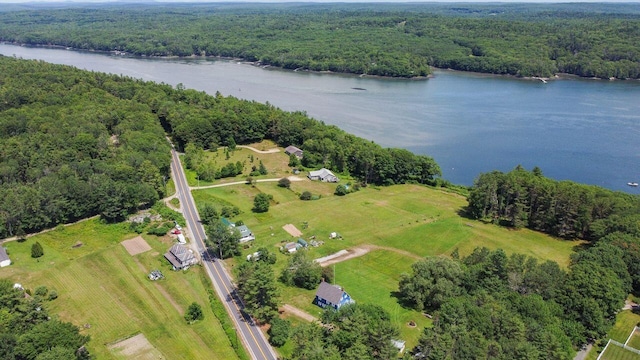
[0,3,639,78]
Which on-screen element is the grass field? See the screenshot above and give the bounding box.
[182,141,304,188]
[192,170,581,351]
[627,329,640,351]
[600,343,640,360]
[0,219,237,359]
[587,311,640,360]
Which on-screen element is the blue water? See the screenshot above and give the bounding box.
[1,43,639,192]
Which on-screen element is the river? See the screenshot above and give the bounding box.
[1,43,639,192]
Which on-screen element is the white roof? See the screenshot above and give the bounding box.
[309,168,335,178]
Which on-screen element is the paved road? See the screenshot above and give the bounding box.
[170,148,277,360]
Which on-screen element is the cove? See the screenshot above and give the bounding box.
[1,43,639,192]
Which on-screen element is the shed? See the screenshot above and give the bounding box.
[0,247,10,268]
[391,339,406,353]
[284,145,304,159]
[313,281,354,310]
[284,242,298,253]
[177,233,186,244]
[297,238,308,248]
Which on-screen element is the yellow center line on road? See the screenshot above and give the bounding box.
[171,151,272,360]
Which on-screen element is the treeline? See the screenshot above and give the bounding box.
[162,88,441,186]
[401,246,628,359]
[0,280,90,359]
[467,166,640,297]
[0,56,171,238]
[0,3,639,78]
[0,55,440,239]
[467,166,640,240]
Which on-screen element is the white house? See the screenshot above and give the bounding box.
[308,168,339,183]
[164,244,197,270]
[0,247,11,267]
[236,225,255,243]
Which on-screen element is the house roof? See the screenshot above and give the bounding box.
[309,168,335,179]
[285,145,303,156]
[164,251,183,268]
[236,225,252,238]
[0,247,9,262]
[315,281,346,305]
[169,244,195,263]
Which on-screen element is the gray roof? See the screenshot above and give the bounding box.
[285,145,303,157]
[315,281,345,305]
[236,225,253,239]
[308,168,337,180]
[169,244,195,263]
[0,247,9,262]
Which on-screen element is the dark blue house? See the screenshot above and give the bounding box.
[313,281,354,310]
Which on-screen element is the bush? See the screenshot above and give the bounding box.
[253,193,272,213]
[277,178,291,188]
[300,191,312,201]
[31,241,44,258]
[221,206,240,218]
[268,318,291,347]
[335,184,349,196]
[34,286,48,297]
[48,290,58,301]
[185,302,204,323]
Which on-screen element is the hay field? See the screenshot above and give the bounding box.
[0,220,236,360]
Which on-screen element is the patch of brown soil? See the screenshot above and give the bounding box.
[316,244,421,267]
[281,304,318,323]
[121,236,152,256]
[283,224,303,237]
[108,333,164,360]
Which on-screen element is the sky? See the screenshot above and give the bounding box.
[0,0,639,3]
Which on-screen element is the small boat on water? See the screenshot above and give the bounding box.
[628,182,639,187]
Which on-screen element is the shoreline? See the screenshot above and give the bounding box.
[3,41,638,82]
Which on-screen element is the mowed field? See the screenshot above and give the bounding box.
[600,344,640,360]
[587,311,640,360]
[190,144,582,350]
[0,219,237,360]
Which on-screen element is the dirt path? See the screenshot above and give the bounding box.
[281,304,318,323]
[191,176,304,190]
[0,215,100,245]
[316,244,422,267]
[236,145,280,154]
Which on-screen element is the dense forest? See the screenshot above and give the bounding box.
[467,167,640,291]
[400,246,628,359]
[0,55,440,239]
[0,3,639,78]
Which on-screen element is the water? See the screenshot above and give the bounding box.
[1,43,639,192]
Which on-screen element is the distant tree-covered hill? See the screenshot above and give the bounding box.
[0,3,639,78]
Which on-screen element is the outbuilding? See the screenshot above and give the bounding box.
[0,247,11,268]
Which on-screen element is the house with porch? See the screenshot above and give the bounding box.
[164,244,197,270]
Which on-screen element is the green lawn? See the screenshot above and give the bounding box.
[587,311,640,360]
[0,219,237,360]
[627,330,640,351]
[600,343,640,360]
[193,180,581,353]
